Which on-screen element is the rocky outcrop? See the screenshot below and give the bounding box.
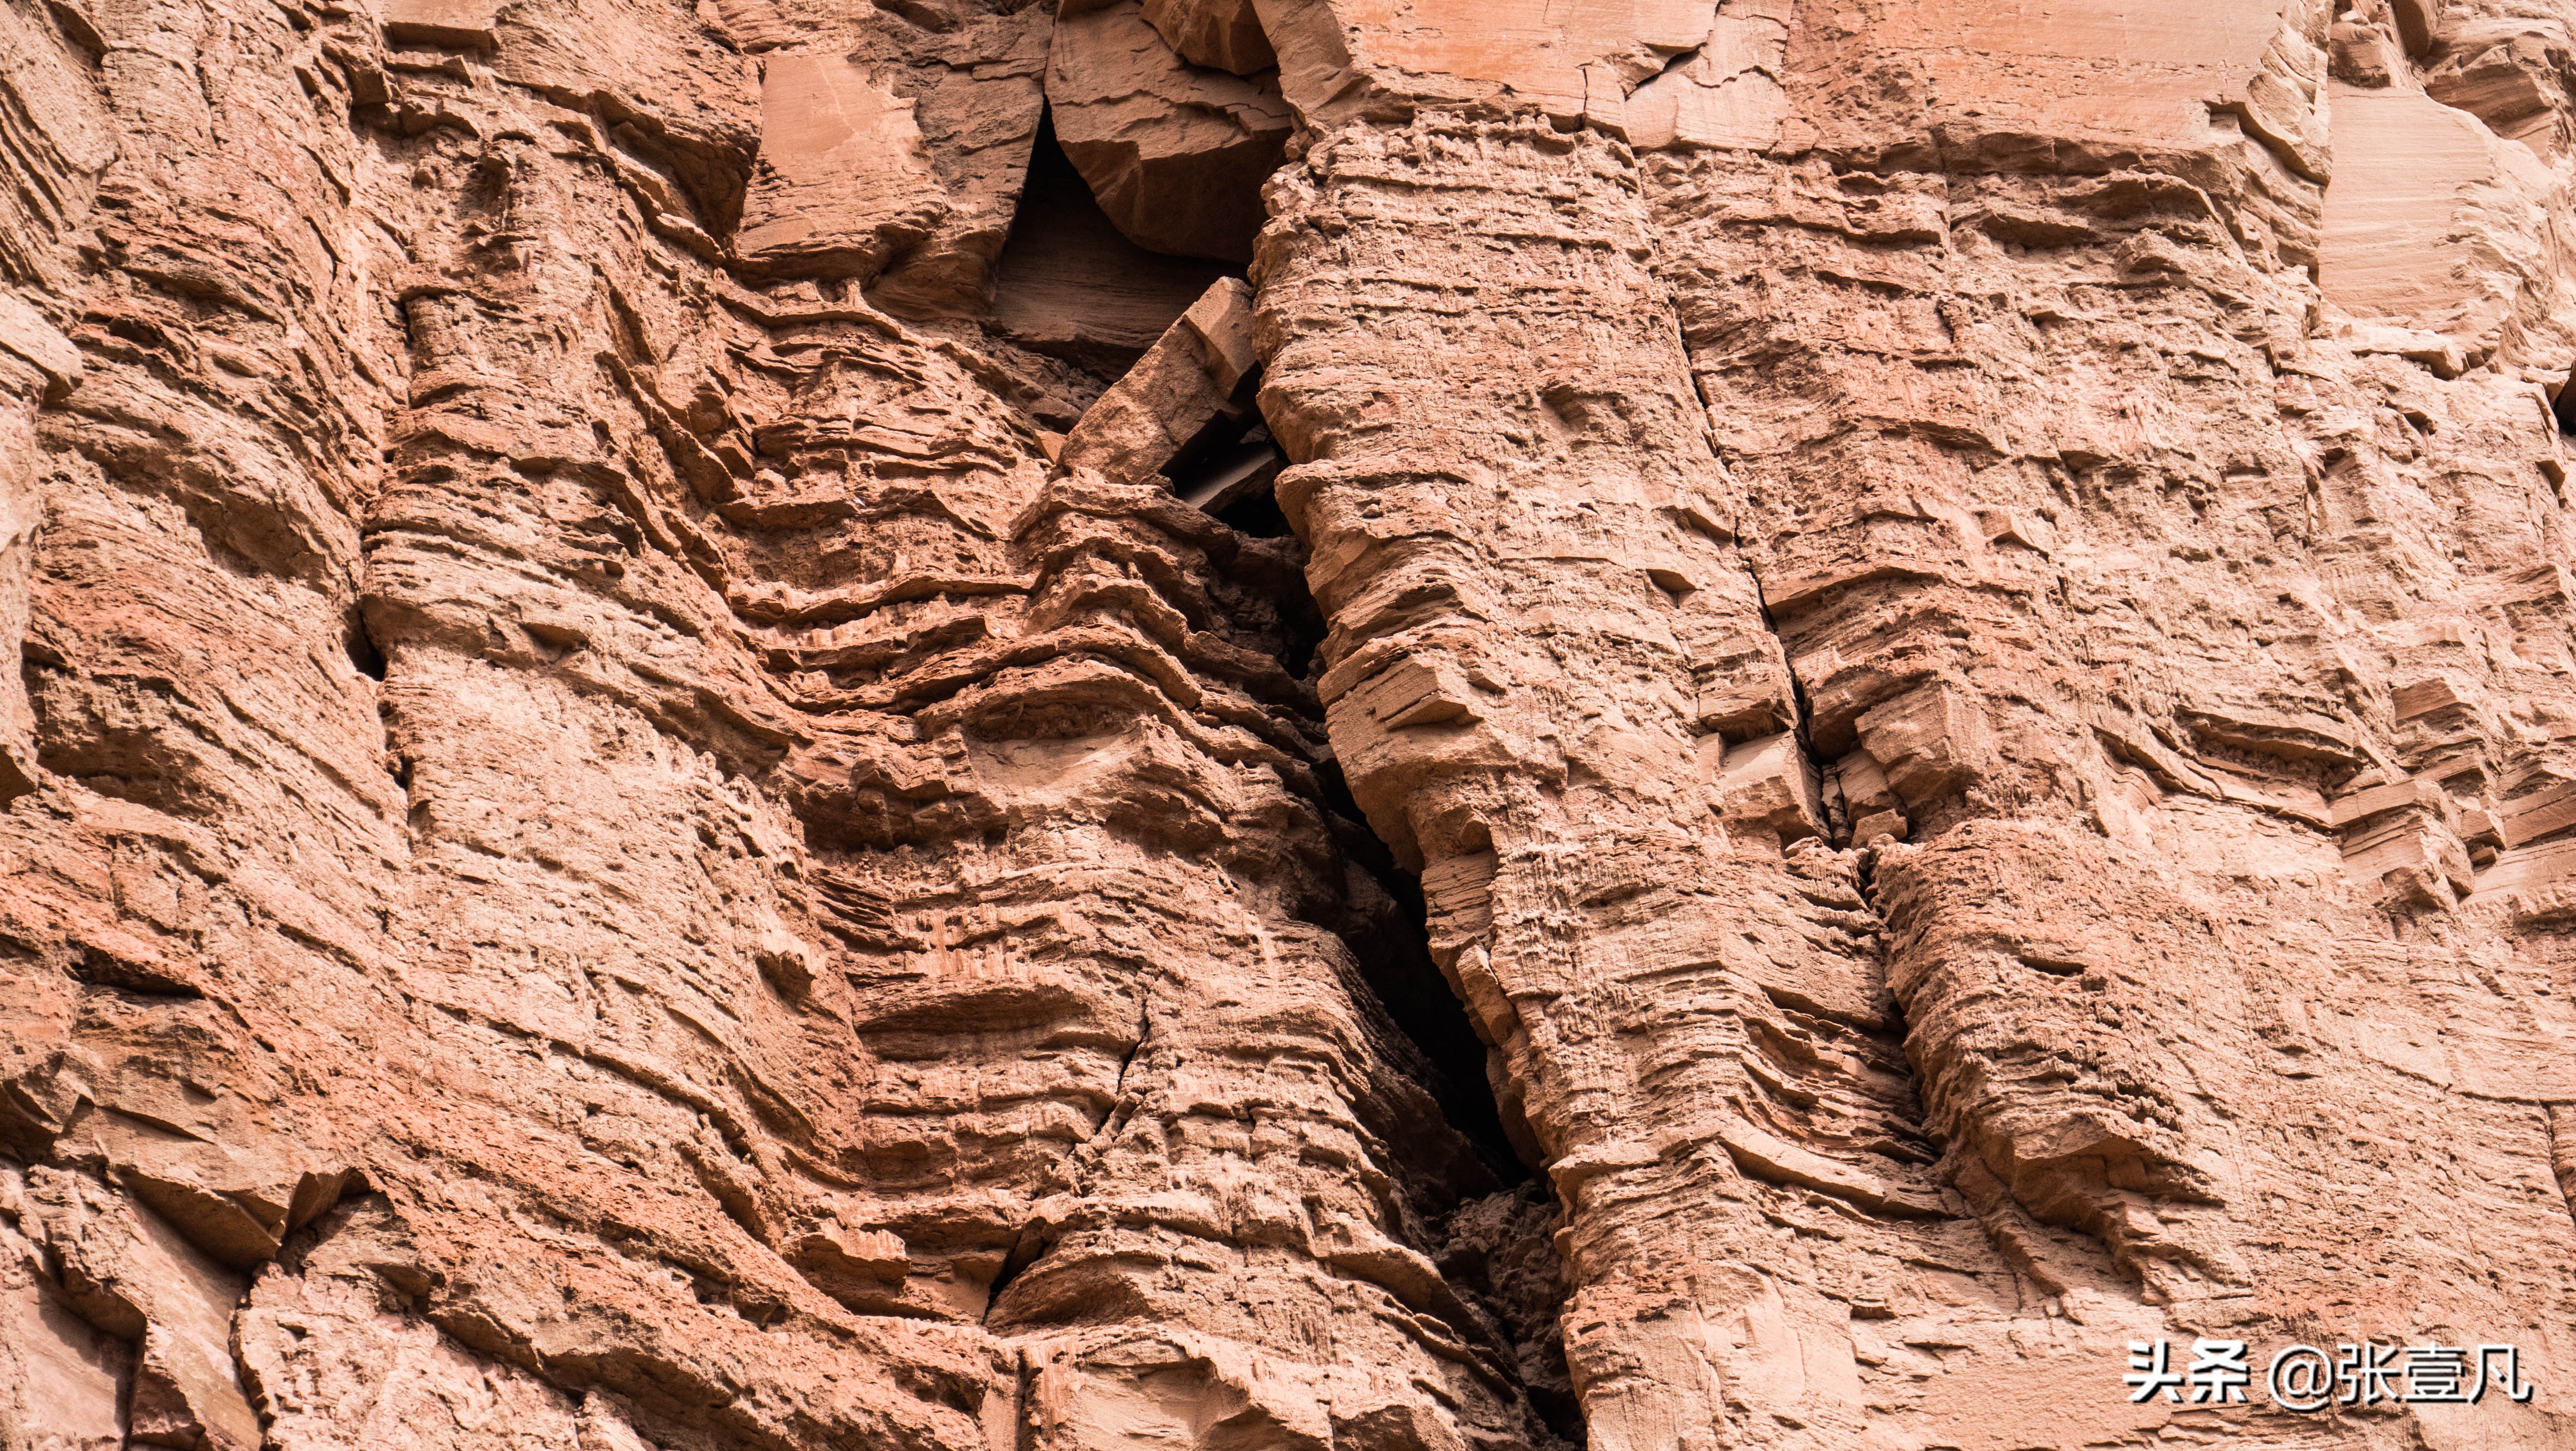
[2,0,2574,1449]
[1058,277,1257,480]
[737,51,951,281]
[1142,0,1274,77]
[1047,0,1290,260]
[1252,0,2576,1445]
[712,0,1054,314]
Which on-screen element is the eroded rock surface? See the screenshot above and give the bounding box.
[1046,0,1291,260]
[2,0,2574,1448]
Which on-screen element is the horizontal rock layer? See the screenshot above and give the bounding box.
[1,0,2574,1448]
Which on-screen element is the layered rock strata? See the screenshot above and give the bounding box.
[1251,0,2576,1445]
[2,0,2575,1451]
[0,0,1548,1446]
[1046,0,1291,261]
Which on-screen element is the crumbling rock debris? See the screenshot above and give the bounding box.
[4,0,2576,1448]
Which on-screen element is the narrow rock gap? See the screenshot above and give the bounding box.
[1208,477,1293,538]
[344,604,387,681]
[1155,368,1523,1178]
[986,107,1244,387]
[2549,1103,2576,1231]
[1305,754,1585,1447]
[1306,750,1530,1185]
[1744,569,1854,841]
[1159,384,1262,487]
[1178,422,1292,536]
[1667,281,1849,840]
[1632,37,1706,95]
[982,991,1150,1322]
[1160,374,1292,537]
[980,1244,1030,1326]
[1108,990,1150,1103]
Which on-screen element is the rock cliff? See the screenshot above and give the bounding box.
[1,0,2574,1448]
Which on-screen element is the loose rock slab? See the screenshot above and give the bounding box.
[1060,277,1257,481]
[1046,0,1291,260]
[738,52,951,279]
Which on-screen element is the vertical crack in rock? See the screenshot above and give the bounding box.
[0,0,1568,1438]
[1740,533,1841,842]
[1330,794,1532,1184]
[1258,109,1959,1451]
[1628,1,2576,1443]
[2552,1103,2576,1231]
[9,0,2576,1447]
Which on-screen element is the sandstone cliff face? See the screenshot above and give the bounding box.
[2,0,2575,1448]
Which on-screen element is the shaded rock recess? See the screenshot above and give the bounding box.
[2,0,2575,1448]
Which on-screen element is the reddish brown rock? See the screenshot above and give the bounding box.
[2324,79,2570,362]
[1141,0,1275,76]
[984,129,1242,382]
[1046,0,1290,260]
[738,52,950,278]
[1248,0,2576,1445]
[383,0,497,52]
[0,1172,126,1451]
[701,0,1057,315]
[1058,277,1256,480]
[5,0,2576,1448]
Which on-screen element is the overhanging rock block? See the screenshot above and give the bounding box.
[1060,277,1258,482]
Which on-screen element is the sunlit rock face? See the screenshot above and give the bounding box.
[1,0,2573,1449]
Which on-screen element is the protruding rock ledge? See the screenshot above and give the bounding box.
[1046,0,1290,261]
[1060,277,1260,483]
[738,53,951,281]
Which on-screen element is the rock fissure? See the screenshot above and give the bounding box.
[1103,991,1150,1119]
[7,0,2576,1447]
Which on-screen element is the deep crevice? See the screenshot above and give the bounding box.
[981,1236,1036,1322]
[1747,572,1816,754]
[1161,380,1264,487]
[346,606,388,681]
[1102,991,1150,1123]
[1675,274,1842,838]
[1213,485,1291,539]
[1745,568,1849,841]
[1313,755,1530,1185]
[1196,432,1523,1178]
[986,107,1245,383]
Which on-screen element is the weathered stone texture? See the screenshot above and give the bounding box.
[3,0,2576,1447]
[1046,0,1290,261]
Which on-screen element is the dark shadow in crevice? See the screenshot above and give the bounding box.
[2554,364,2576,434]
[1162,388,1264,491]
[1257,508,1328,681]
[986,107,1244,382]
[346,606,388,681]
[1171,413,1292,541]
[1314,754,1531,1187]
[1212,480,1293,541]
